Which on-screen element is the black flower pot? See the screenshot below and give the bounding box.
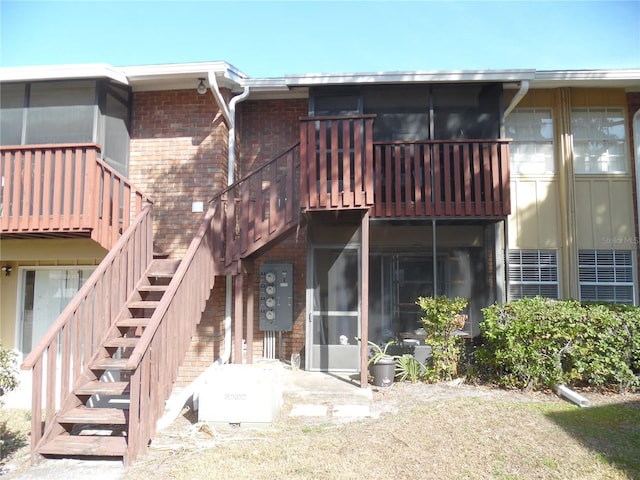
[369,357,396,387]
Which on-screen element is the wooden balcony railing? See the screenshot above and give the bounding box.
[211,143,301,273]
[300,115,375,210]
[1,144,150,250]
[373,139,511,218]
[298,116,511,218]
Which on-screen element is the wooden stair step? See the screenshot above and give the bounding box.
[75,381,130,396]
[58,407,128,425]
[38,435,126,457]
[127,300,160,309]
[146,259,181,277]
[104,337,139,348]
[138,285,169,293]
[91,358,131,370]
[116,318,150,328]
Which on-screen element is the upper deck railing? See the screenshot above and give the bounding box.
[0,144,150,250]
[299,116,511,218]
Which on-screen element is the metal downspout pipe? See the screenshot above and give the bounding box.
[156,77,249,430]
[504,80,530,119]
[500,80,530,303]
[208,72,251,366]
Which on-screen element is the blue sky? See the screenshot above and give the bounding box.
[1,1,639,77]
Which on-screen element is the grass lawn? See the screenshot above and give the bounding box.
[121,385,640,480]
[1,385,637,479]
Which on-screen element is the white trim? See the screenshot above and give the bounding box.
[634,110,640,249]
[280,69,536,86]
[0,64,129,85]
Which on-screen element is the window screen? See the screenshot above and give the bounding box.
[432,84,501,140]
[579,250,634,304]
[0,83,25,145]
[571,108,627,174]
[506,109,555,175]
[25,80,96,144]
[508,249,559,300]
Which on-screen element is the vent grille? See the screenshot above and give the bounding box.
[579,250,634,304]
[508,250,559,300]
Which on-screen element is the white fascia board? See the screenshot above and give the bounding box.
[0,63,129,85]
[122,61,248,91]
[281,69,536,86]
[532,69,640,89]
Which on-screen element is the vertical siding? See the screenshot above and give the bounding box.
[509,178,561,249]
[575,178,635,249]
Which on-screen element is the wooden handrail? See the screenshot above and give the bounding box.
[372,138,513,145]
[125,205,218,369]
[21,204,154,370]
[207,142,300,204]
[129,142,303,369]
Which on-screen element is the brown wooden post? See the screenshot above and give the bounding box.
[234,272,244,364]
[246,265,254,365]
[360,210,370,388]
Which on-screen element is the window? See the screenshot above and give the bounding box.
[432,84,501,140]
[0,83,25,145]
[26,81,96,144]
[579,250,634,304]
[0,80,132,176]
[571,108,627,174]
[506,109,555,175]
[508,250,559,300]
[20,267,94,356]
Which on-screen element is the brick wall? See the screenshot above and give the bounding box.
[174,97,311,383]
[129,89,229,257]
[237,98,307,174]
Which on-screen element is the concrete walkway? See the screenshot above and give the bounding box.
[8,362,373,480]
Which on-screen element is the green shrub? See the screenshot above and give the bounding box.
[0,343,18,398]
[416,295,468,382]
[395,354,425,383]
[477,297,640,392]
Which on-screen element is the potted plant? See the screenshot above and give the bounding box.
[367,339,399,387]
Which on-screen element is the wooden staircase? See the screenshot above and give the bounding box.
[35,259,180,459]
[22,142,304,465]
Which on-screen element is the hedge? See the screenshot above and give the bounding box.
[477,297,640,392]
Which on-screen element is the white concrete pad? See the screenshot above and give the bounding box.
[332,404,371,417]
[289,404,328,417]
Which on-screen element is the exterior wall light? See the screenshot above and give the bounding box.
[197,78,207,95]
[1,265,12,276]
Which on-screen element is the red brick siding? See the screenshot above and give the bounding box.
[235,99,309,363]
[129,89,229,257]
[245,228,308,362]
[175,279,227,386]
[140,95,311,383]
[237,99,307,175]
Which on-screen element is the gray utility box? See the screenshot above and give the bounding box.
[259,264,293,331]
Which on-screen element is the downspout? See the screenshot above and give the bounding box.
[500,80,529,306]
[503,80,530,118]
[157,76,249,430]
[208,72,251,366]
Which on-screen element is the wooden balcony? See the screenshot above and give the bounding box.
[1,144,150,250]
[299,116,511,218]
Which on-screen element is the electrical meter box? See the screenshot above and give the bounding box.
[259,264,293,331]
